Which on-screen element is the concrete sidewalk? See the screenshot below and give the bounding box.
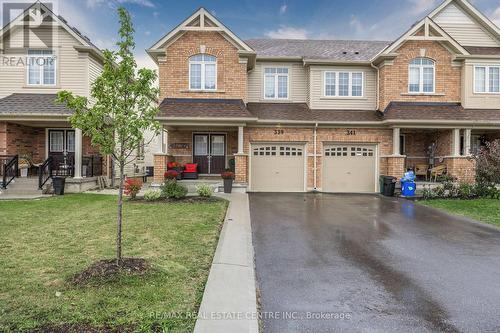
[194,193,258,333]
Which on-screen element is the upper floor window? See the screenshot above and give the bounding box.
[474,66,500,94]
[27,50,56,86]
[264,67,289,99]
[189,54,217,90]
[324,71,363,97]
[408,58,434,93]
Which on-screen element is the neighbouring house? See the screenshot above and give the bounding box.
[148,0,500,193]
[0,2,147,193]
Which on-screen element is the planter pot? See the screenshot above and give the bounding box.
[223,178,233,193]
[52,177,66,195]
[20,168,28,177]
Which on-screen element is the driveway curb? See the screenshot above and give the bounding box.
[194,193,259,333]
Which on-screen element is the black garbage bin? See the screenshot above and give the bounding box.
[379,175,396,196]
[52,177,66,195]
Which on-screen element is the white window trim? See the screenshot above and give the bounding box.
[399,134,406,156]
[26,49,57,87]
[408,58,435,94]
[188,54,217,91]
[473,65,500,94]
[263,67,290,100]
[323,71,364,98]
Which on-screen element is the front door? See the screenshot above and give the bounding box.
[193,134,226,174]
[48,129,75,174]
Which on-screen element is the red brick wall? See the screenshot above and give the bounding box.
[241,127,394,189]
[4,123,45,162]
[379,40,461,110]
[445,157,475,183]
[0,122,6,155]
[159,31,247,101]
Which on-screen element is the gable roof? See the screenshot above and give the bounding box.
[376,16,470,59]
[0,2,104,61]
[147,7,255,64]
[245,39,389,62]
[428,0,500,41]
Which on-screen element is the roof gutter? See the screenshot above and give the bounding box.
[303,59,372,66]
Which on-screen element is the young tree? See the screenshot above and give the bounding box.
[58,7,160,263]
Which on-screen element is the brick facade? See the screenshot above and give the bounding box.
[379,40,461,110]
[159,31,248,101]
[445,157,476,183]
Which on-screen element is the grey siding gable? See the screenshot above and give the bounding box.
[0,25,93,99]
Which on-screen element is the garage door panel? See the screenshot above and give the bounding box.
[251,144,305,192]
[323,145,376,193]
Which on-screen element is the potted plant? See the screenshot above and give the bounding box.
[124,178,142,199]
[221,170,235,193]
[167,161,183,180]
[164,170,179,182]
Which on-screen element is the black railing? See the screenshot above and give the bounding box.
[82,155,103,177]
[2,155,19,189]
[51,155,75,178]
[38,156,53,189]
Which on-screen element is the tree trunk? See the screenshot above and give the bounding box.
[117,162,125,264]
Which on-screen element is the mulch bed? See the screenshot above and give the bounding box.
[30,323,133,333]
[129,196,225,204]
[69,258,151,286]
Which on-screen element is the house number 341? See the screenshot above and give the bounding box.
[346,129,356,136]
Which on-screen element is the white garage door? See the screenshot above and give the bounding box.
[250,144,305,192]
[322,144,376,193]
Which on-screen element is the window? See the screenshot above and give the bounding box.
[408,58,435,93]
[264,67,289,99]
[66,131,75,153]
[399,135,406,155]
[189,54,217,90]
[27,50,56,86]
[323,71,363,97]
[49,131,64,152]
[474,66,500,93]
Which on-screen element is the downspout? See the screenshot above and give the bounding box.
[313,123,318,191]
[370,62,380,111]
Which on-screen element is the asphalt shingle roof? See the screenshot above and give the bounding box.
[245,39,390,61]
[463,46,500,55]
[383,102,500,121]
[0,93,72,115]
[158,98,256,119]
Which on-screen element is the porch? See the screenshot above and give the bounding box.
[0,121,106,192]
[153,125,245,185]
[388,127,500,183]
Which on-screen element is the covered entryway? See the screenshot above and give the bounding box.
[322,144,376,193]
[250,143,305,192]
[193,133,227,175]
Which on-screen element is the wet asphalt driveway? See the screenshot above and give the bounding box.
[249,193,500,333]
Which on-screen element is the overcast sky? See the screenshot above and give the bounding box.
[2,0,500,70]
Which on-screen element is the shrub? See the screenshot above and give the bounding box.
[196,183,213,198]
[456,183,476,199]
[432,185,445,198]
[164,170,179,180]
[161,179,188,199]
[474,139,500,184]
[144,189,162,201]
[124,178,142,199]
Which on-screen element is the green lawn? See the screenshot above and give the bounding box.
[0,194,228,333]
[420,199,500,227]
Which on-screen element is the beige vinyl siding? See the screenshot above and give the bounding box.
[462,59,500,109]
[247,61,307,102]
[87,55,103,104]
[0,26,89,98]
[433,3,500,47]
[309,65,377,110]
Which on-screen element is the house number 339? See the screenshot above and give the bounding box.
[274,129,284,135]
[346,129,356,136]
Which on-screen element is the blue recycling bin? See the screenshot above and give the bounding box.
[401,181,416,197]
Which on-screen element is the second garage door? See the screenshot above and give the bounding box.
[322,144,377,193]
[250,144,305,192]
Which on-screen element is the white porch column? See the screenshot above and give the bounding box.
[74,128,83,179]
[464,128,472,156]
[238,126,244,154]
[452,128,461,157]
[392,127,401,155]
